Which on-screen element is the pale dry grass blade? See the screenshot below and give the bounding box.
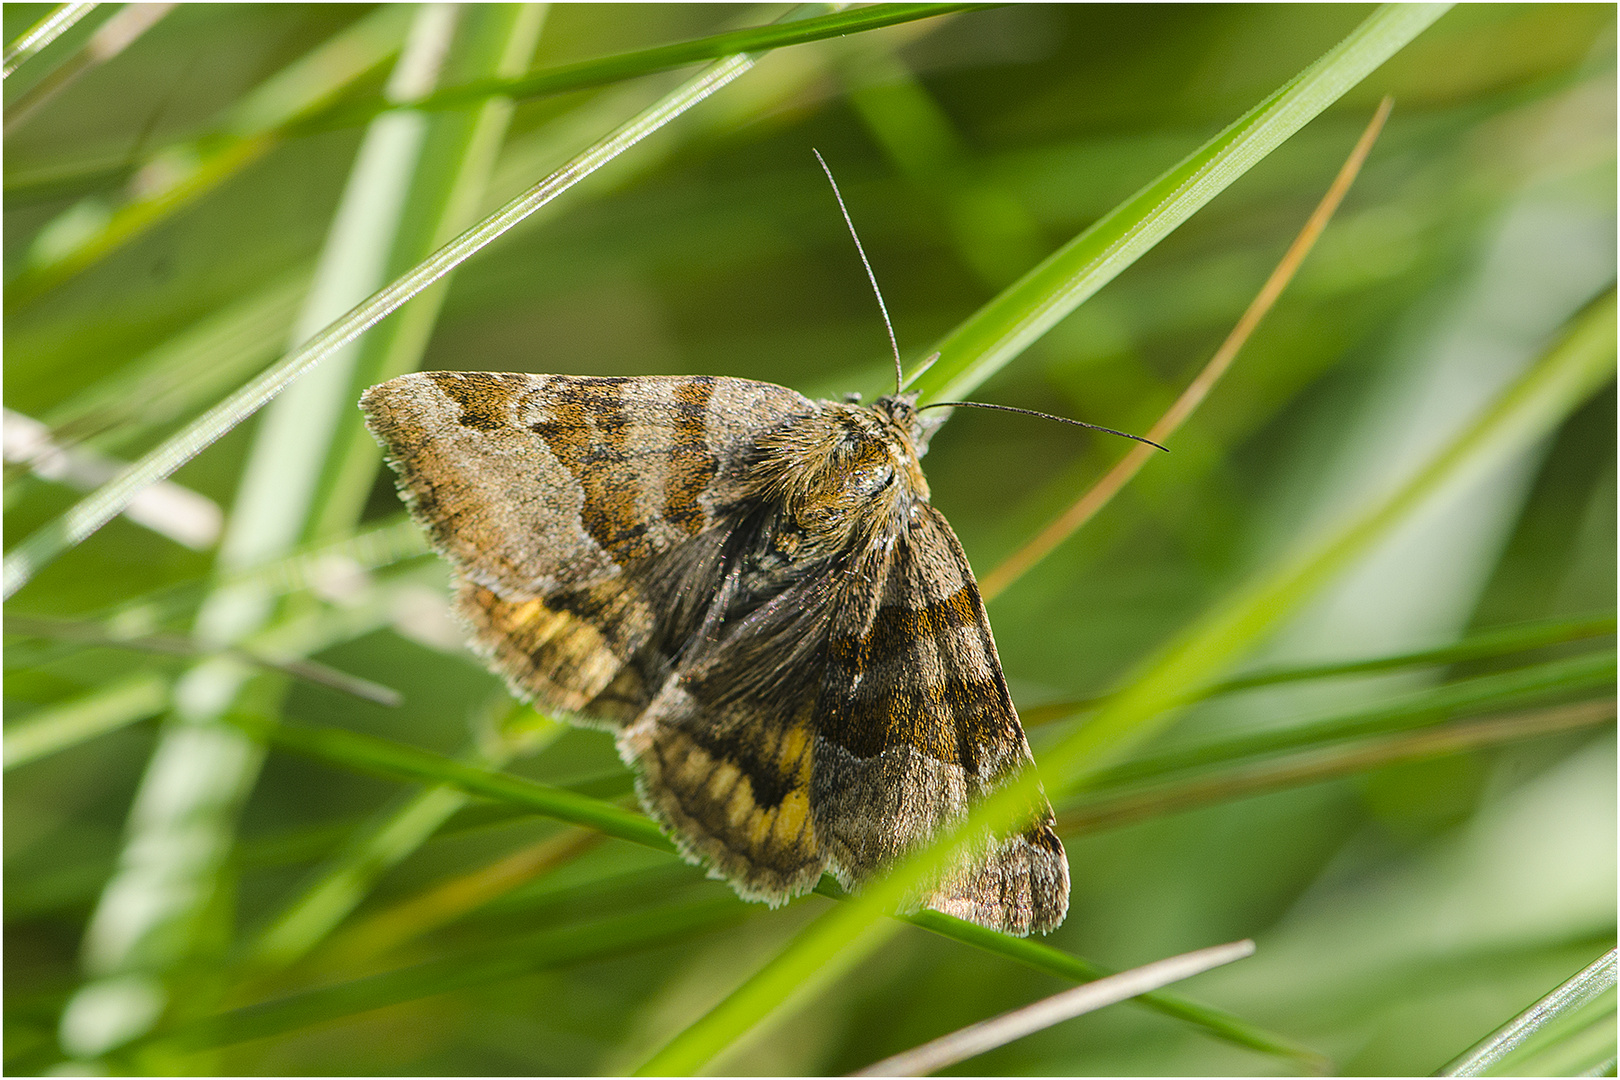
[853,940,1256,1076]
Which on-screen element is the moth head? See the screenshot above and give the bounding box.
[753,401,930,545]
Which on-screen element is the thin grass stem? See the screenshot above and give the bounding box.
[981,96,1394,600]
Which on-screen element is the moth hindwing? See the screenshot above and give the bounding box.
[361,370,1069,935]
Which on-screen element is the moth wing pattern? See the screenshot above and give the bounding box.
[618,554,841,904]
[361,371,813,722]
[813,502,1068,936]
[617,498,1067,935]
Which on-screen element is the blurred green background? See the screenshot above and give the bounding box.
[5,4,1614,1075]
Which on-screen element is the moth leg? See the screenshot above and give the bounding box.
[618,679,827,905]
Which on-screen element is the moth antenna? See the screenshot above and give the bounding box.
[920,400,1169,452]
[813,148,904,396]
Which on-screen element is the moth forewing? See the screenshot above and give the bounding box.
[362,371,1069,935]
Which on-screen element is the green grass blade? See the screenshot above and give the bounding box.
[224,711,672,853]
[54,11,462,1061]
[908,3,1453,404]
[634,282,1615,1079]
[1043,291,1616,791]
[248,7,552,971]
[143,900,750,1055]
[6,6,412,302]
[250,710,565,969]
[1440,949,1618,1076]
[1081,651,1616,790]
[308,3,547,541]
[1,11,787,598]
[37,269,310,457]
[1060,699,1615,835]
[4,614,402,706]
[321,4,996,128]
[3,672,169,770]
[229,711,1313,1066]
[1022,614,1617,725]
[2,1,95,78]
[4,3,173,134]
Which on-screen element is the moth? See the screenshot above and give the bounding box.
[358,160,1116,936]
[362,371,1068,935]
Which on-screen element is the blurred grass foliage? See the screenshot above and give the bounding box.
[4,4,1615,1076]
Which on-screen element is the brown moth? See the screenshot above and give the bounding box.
[360,371,1069,935]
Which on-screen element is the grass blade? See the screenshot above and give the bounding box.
[901,911,1327,1071]
[4,2,173,133]
[1043,290,1615,791]
[2,1,95,78]
[634,276,1614,1080]
[979,96,1394,599]
[54,10,462,1061]
[1076,650,1616,790]
[907,5,1451,405]
[1,6,803,597]
[224,711,673,853]
[321,4,996,127]
[1059,698,1615,835]
[228,712,1315,1067]
[3,672,169,770]
[146,900,749,1055]
[1440,948,1618,1076]
[1021,614,1617,726]
[4,615,402,706]
[854,939,1255,1076]
[7,5,412,302]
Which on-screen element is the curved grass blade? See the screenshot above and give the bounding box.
[855,940,1255,1077]
[1440,949,1618,1076]
[906,5,1451,405]
[1059,698,1615,835]
[2,1,95,78]
[1,7,810,598]
[979,96,1394,600]
[306,3,549,541]
[316,4,997,129]
[1020,614,1617,726]
[249,5,554,972]
[634,282,1615,1078]
[226,712,1315,1067]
